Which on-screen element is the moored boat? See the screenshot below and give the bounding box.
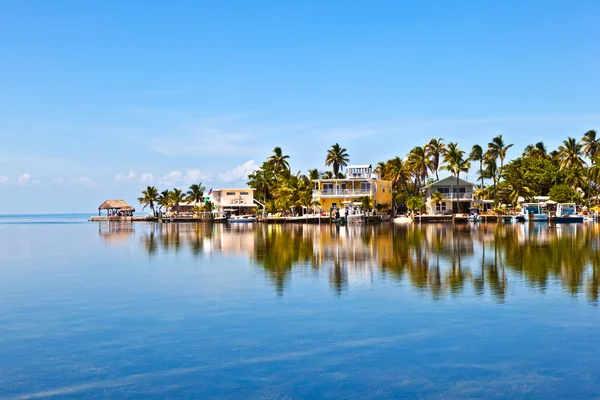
[520,203,548,222]
[553,203,583,223]
[228,215,256,223]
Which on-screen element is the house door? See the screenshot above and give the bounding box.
[335,184,341,194]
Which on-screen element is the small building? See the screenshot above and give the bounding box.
[208,188,257,215]
[98,199,135,217]
[312,164,393,211]
[424,176,476,215]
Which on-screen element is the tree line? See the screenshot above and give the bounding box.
[137,183,209,216]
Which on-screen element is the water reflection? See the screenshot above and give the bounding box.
[130,222,600,302]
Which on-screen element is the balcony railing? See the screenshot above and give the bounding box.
[313,189,372,197]
[432,192,473,200]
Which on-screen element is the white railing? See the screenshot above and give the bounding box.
[432,192,473,200]
[313,189,372,197]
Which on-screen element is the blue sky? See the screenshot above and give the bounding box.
[0,1,599,213]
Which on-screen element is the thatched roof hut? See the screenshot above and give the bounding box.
[98,200,135,216]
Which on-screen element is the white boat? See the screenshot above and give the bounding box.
[520,203,548,222]
[393,216,412,224]
[228,215,256,223]
[554,203,583,223]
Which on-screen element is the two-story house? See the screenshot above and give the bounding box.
[312,164,392,211]
[424,176,476,214]
[208,188,257,215]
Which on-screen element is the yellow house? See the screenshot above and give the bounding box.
[312,164,393,211]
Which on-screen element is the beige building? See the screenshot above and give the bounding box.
[208,188,257,215]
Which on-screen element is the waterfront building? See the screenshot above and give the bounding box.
[424,176,477,215]
[311,164,393,211]
[208,188,258,215]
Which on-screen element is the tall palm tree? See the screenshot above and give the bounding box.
[442,143,471,212]
[186,183,206,215]
[170,188,185,215]
[321,171,334,179]
[582,130,599,162]
[157,189,172,212]
[565,168,587,191]
[482,153,499,199]
[325,143,350,176]
[425,138,446,181]
[267,147,291,180]
[557,137,586,170]
[469,144,485,188]
[374,161,388,177]
[407,146,431,194]
[487,135,513,173]
[137,186,158,216]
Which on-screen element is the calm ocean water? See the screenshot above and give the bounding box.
[1,215,599,399]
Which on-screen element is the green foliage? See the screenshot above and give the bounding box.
[502,156,562,197]
[406,196,424,212]
[549,184,583,204]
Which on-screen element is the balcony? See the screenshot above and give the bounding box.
[313,189,372,197]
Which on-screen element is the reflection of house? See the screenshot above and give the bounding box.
[424,177,476,214]
[209,188,257,215]
[311,164,392,211]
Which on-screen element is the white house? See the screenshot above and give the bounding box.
[208,188,257,215]
[423,176,477,215]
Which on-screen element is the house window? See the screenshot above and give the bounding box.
[240,192,249,195]
[226,192,235,195]
[341,183,347,190]
[452,188,466,193]
[361,183,371,191]
[438,188,450,194]
[323,183,333,190]
[436,202,447,212]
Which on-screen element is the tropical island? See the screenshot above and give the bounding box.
[92,129,599,223]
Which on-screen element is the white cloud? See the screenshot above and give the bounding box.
[150,132,264,157]
[0,176,9,186]
[218,160,259,183]
[184,169,210,183]
[140,173,154,183]
[160,170,182,186]
[115,171,136,182]
[74,176,94,186]
[17,173,31,186]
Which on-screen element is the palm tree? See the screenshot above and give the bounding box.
[186,183,206,215]
[170,188,185,215]
[137,186,158,216]
[442,143,471,212]
[385,157,411,192]
[565,168,587,191]
[406,196,424,213]
[523,142,547,159]
[582,130,599,161]
[487,135,513,173]
[482,154,499,200]
[425,138,446,181]
[430,190,446,214]
[321,171,334,179]
[502,168,533,205]
[557,137,586,170]
[267,147,291,180]
[307,169,320,180]
[469,144,485,188]
[325,143,350,176]
[374,161,388,177]
[157,189,172,212]
[407,146,431,194]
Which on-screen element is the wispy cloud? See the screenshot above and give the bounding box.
[73,176,95,187]
[140,173,154,183]
[218,160,259,182]
[151,131,264,157]
[184,169,210,183]
[17,173,31,186]
[114,171,136,182]
[0,176,9,186]
[159,170,182,186]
